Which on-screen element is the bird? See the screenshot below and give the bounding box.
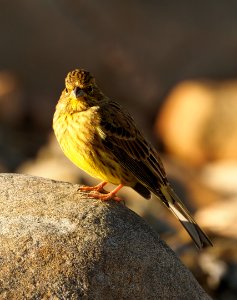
[53,68,212,249]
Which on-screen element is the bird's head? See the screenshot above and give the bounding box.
[65,69,94,94]
[60,69,105,111]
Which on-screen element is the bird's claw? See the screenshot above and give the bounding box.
[87,191,123,202]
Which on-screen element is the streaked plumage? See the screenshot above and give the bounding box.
[53,68,212,249]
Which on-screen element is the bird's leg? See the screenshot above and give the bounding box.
[91,184,124,202]
[79,181,108,193]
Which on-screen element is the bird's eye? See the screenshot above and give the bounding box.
[87,86,93,94]
[65,88,68,93]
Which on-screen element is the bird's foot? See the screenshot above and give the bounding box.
[79,181,108,194]
[84,183,124,202]
[89,191,122,202]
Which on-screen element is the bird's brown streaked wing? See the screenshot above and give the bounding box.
[98,101,167,190]
[99,103,213,248]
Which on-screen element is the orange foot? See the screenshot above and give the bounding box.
[79,181,108,194]
[84,183,124,202]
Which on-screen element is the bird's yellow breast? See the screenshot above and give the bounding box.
[53,108,129,185]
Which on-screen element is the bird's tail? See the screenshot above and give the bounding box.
[158,184,212,249]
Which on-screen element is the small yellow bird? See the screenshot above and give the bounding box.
[53,68,212,249]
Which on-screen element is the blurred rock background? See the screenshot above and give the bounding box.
[1,1,237,298]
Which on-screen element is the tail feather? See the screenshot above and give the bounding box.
[159,185,212,249]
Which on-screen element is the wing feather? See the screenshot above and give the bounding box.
[98,101,167,189]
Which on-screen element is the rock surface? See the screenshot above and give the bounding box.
[0,173,211,299]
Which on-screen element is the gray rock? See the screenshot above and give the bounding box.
[0,173,211,299]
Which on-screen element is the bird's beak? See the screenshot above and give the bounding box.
[72,87,86,98]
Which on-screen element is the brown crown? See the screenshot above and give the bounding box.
[65,69,93,90]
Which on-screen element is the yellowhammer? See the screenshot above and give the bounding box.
[53,68,212,249]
